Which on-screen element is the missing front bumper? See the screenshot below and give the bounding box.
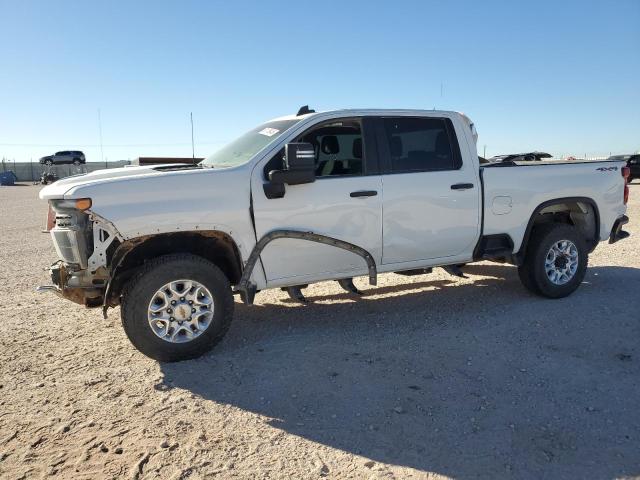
[36,262,104,307]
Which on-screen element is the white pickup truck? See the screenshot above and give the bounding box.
[39,107,631,361]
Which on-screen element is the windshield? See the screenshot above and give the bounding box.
[201,119,301,168]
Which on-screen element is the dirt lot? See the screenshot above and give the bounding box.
[0,184,638,480]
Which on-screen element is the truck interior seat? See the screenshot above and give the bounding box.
[389,136,403,158]
[431,131,453,170]
[394,131,453,171]
[321,136,339,155]
[352,137,362,159]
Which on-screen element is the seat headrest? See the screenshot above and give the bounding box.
[321,136,340,155]
[352,138,362,159]
[389,136,402,157]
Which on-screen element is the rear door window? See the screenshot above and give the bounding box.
[380,117,461,173]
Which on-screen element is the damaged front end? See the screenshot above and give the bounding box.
[37,261,104,307]
[37,199,120,308]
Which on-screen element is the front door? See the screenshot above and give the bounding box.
[251,117,383,286]
[376,116,481,265]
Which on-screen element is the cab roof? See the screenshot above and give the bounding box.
[270,108,464,122]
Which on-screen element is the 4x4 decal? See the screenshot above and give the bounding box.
[596,166,618,172]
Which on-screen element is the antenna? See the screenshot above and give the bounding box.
[296,105,315,116]
[190,112,195,163]
[98,108,104,164]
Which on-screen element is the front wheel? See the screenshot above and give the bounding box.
[121,254,234,362]
[517,223,588,298]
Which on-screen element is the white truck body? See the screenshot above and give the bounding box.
[40,109,627,289]
[38,108,630,360]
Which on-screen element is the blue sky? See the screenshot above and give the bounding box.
[0,0,638,162]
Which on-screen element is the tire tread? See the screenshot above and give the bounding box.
[518,223,588,298]
[121,253,234,362]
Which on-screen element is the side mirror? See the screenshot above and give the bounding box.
[268,142,316,185]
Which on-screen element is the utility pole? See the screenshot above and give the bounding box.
[190,112,195,163]
[98,108,104,165]
[483,145,487,158]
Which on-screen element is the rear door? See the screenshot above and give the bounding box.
[251,117,383,285]
[56,151,71,164]
[376,115,481,264]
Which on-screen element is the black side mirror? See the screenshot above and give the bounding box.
[264,143,316,198]
[269,142,316,185]
[264,142,316,199]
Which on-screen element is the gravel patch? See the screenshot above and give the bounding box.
[0,184,639,479]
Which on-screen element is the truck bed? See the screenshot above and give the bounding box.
[480,159,627,252]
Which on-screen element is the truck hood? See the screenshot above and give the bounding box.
[37,161,254,246]
[39,164,201,200]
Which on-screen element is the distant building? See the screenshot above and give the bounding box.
[132,157,203,166]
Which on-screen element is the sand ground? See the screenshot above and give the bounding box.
[0,184,639,479]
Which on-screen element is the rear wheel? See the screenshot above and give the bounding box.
[517,261,539,294]
[518,223,588,298]
[73,158,81,166]
[121,254,234,362]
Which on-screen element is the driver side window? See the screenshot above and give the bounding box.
[263,119,364,179]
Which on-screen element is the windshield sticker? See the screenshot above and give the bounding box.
[258,127,279,137]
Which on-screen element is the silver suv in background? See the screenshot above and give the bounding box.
[39,151,86,165]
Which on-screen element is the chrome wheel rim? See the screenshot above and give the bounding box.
[545,240,579,285]
[147,279,214,343]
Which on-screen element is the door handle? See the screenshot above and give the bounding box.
[450,183,474,190]
[350,190,378,198]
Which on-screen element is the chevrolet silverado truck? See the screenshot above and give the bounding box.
[38,107,631,361]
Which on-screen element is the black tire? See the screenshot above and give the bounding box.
[73,158,81,166]
[517,260,539,294]
[121,254,234,362]
[518,223,588,298]
[45,159,53,166]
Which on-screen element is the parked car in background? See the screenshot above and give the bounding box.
[609,154,640,183]
[488,151,552,164]
[39,151,86,166]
